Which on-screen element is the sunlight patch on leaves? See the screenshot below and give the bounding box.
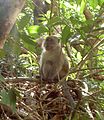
[28,25,48,36]
[80,0,86,13]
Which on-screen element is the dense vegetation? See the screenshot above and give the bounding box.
[0,0,104,119]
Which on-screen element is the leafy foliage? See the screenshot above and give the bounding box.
[0,0,104,119]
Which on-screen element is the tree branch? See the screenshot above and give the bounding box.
[0,0,26,49]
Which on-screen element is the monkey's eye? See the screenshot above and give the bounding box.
[46,38,52,42]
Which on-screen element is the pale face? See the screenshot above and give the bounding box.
[44,36,59,51]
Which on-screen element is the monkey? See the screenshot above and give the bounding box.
[39,36,69,83]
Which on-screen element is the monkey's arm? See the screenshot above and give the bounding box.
[59,57,69,78]
[39,53,45,79]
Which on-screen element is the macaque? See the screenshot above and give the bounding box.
[39,36,69,83]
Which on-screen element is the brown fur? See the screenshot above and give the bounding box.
[40,36,69,83]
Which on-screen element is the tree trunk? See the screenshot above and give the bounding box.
[0,0,26,49]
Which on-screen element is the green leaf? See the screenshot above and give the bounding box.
[18,14,31,29]
[28,25,40,34]
[48,17,63,28]
[95,110,104,120]
[1,89,10,105]
[0,74,5,82]
[38,25,48,34]
[8,88,17,111]
[77,29,86,39]
[81,20,94,33]
[80,0,86,13]
[0,49,6,58]
[28,25,48,36]
[100,82,104,90]
[98,0,104,5]
[61,25,73,44]
[0,88,18,112]
[20,33,36,52]
[89,0,98,9]
[99,34,104,39]
[70,16,79,25]
[12,43,21,55]
[76,0,82,5]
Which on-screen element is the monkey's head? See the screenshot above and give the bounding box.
[43,36,59,51]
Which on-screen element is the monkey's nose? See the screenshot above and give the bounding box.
[46,46,51,50]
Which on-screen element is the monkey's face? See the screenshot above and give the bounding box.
[44,36,59,51]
